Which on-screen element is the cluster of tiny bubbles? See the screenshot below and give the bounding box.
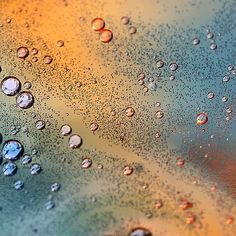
[3,162,17,176]
[2,140,24,161]
[192,37,200,45]
[35,120,46,130]
[90,122,98,131]
[1,76,21,96]
[60,124,72,136]
[51,183,60,192]
[156,110,164,119]
[125,107,135,117]
[14,180,24,190]
[30,163,42,175]
[81,158,92,169]
[196,112,208,125]
[21,154,32,165]
[222,96,228,102]
[17,46,29,59]
[207,92,214,99]
[16,91,34,109]
[129,227,152,236]
[43,55,53,64]
[68,134,82,148]
[123,165,133,176]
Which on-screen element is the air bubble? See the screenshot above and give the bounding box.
[21,154,32,165]
[207,32,214,39]
[156,111,164,119]
[16,91,34,109]
[169,62,178,71]
[192,38,200,45]
[156,59,164,68]
[24,81,32,89]
[45,200,55,210]
[57,40,64,47]
[123,165,133,176]
[222,96,228,102]
[51,183,60,192]
[207,92,214,99]
[210,43,217,50]
[223,75,230,82]
[129,26,137,34]
[1,76,21,96]
[90,123,98,131]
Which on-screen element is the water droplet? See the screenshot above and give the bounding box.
[147,82,157,91]
[169,75,175,81]
[138,73,145,80]
[17,47,29,59]
[156,111,164,119]
[31,48,38,55]
[57,40,64,47]
[210,43,217,50]
[192,38,200,45]
[222,96,228,102]
[179,199,192,210]
[2,140,24,161]
[16,91,34,109]
[228,65,234,71]
[21,154,32,165]
[99,29,113,43]
[82,158,92,169]
[31,163,42,175]
[129,26,137,34]
[35,120,45,130]
[91,18,105,31]
[207,32,214,39]
[51,183,60,192]
[121,16,129,25]
[32,148,38,155]
[3,162,17,176]
[223,75,230,82]
[45,200,55,210]
[24,81,32,89]
[90,122,98,131]
[207,92,214,99]
[68,135,82,148]
[43,55,53,64]
[129,228,152,236]
[14,180,24,190]
[60,124,72,136]
[123,165,133,176]
[1,76,21,96]
[169,62,178,71]
[196,113,208,125]
[156,59,164,68]
[226,216,234,225]
[125,107,135,117]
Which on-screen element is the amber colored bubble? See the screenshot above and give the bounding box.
[99,29,113,43]
[91,17,105,31]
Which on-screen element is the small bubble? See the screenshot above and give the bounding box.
[169,62,178,71]
[32,57,38,63]
[2,140,24,161]
[14,180,24,190]
[226,108,232,114]
[155,132,161,139]
[210,43,217,50]
[35,120,45,130]
[223,75,230,82]
[155,199,163,209]
[31,48,38,55]
[82,158,92,169]
[24,81,32,89]
[91,18,105,31]
[156,111,164,119]
[156,59,164,68]
[192,37,200,45]
[138,73,145,80]
[1,76,21,96]
[60,124,72,136]
[43,55,53,64]
[32,149,38,155]
[129,26,137,34]
[169,75,175,81]
[57,40,64,47]
[226,216,234,225]
[68,135,82,148]
[179,199,192,210]
[222,96,228,102]
[207,92,214,99]
[147,81,157,91]
[6,18,11,23]
[121,16,129,25]
[185,212,196,224]
[177,157,185,167]
[16,91,34,109]
[123,165,133,176]
[45,200,55,210]
[21,154,32,165]
[196,113,208,125]
[232,69,236,75]
[90,122,98,131]
[125,107,135,117]
[51,183,60,192]
[207,32,214,39]
[3,162,17,176]
[31,163,42,175]
[17,47,29,59]
[99,29,113,43]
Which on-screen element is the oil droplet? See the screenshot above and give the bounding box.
[17,47,29,59]
[14,180,24,190]
[44,55,53,64]
[169,62,178,71]
[2,140,24,161]
[99,29,113,43]
[1,76,21,96]
[16,91,34,109]
[91,18,105,31]
[129,228,152,236]
[51,183,60,192]
[35,120,45,130]
[90,122,98,131]
[31,163,42,175]
[69,135,82,148]
[3,162,17,176]
[196,113,208,125]
[125,107,135,117]
[82,158,92,169]
[60,124,72,136]
[192,38,200,45]
[129,26,137,34]
[21,154,32,165]
[123,165,133,176]
[156,111,164,119]
[121,16,129,25]
[207,92,214,99]
[57,40,64,47]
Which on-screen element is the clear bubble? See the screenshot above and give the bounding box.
[121,16,129,25]
[16,91,34,109]
[24,81,32,89]
[57,40,64,47]
[2,140,24,161]
[21,154,32,165]
[129,228,152,236]
[169,62,178,71]
[156,111,164,119]
[91,18,105,31]
[1,76,21,96]
[31,163,42,175]
[125,107,135,117]
[51,183,60,192]
[196,113,208,125]
[3,162,17,176]
[43,55,53,64]
[17,47,29,59]
[123,165,133,176]
[99,29,113,43]
[129,26,137,34]
[192,37,200,45]
[82,158,92,169]
[207,92,214,99]
[147,81,157,91]
[68,135,82,148]
[60,124,72,136]
[35,120,45,130]
[90,122,98,131]
[14,180,24,190]
[210,43,217,50]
